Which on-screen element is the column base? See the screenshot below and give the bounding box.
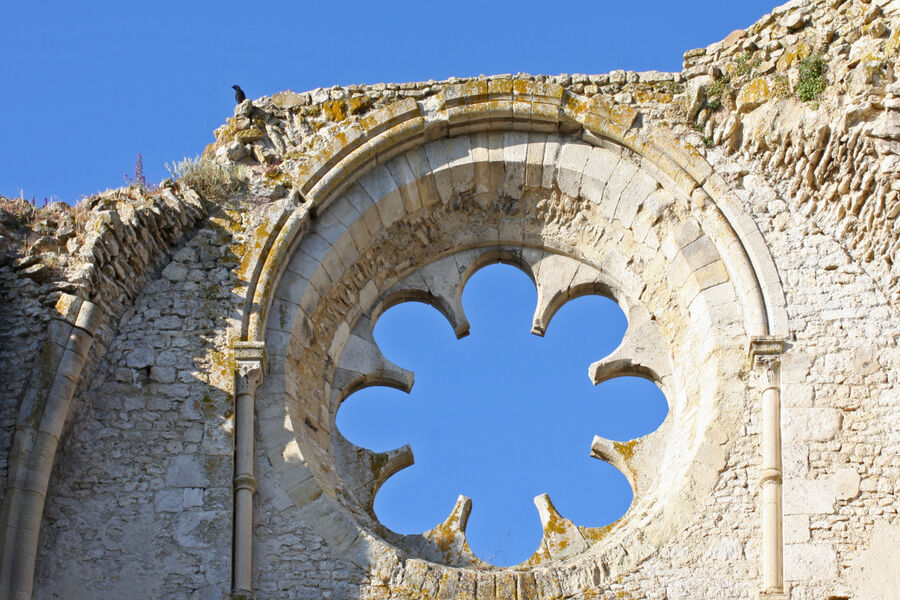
[231,590,255,600]
[758,584,790,600]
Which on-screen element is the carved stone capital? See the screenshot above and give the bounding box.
[749,336,784,387]
[233,341,267,393]
[749,336,784,365]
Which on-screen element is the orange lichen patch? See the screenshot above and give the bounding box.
[436,570,460,598]
[388,587,434,600]
[525,540,552,566]
[528,494,589,564]
[587,95,614,120]
[776,42,812,72]
[542,504,570,538]
[347,95,372,115]
[263,167,287,185]
[235,127,265,143]
[633,88,675,104]
[533,80,564,99]
[301,104,323,118]
[234,218,279,285]
[607,102,639,132]
[512,77,530,95]
[422,496,484,567]
[448,79,491,105]
[580,521,617,543]
[563,92,590,117]
[213,119,238,145]
[581,111,609,136]
[271,90,306,109]
[613,440,638,460]
[323,100,349,122]
[887,27,900,55]
[736,77,771,113]
[201,142,218,160]
[470,98,514,120]
[205,348,236,390]
[487,77,514,97]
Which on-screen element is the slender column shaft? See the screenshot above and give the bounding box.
[751,337,785,596]
[761,377,783,591]
[231,342,266,598]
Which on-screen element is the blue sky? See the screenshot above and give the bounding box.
[3,1,779,205]
[3,0,779,566]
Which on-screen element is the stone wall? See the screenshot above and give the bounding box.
[0,0,898,598]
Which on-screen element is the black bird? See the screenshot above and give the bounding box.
[232,85,246,103]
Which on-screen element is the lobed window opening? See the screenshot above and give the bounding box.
[337,264,669,566]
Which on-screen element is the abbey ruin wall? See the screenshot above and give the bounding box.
[1,0,899,598]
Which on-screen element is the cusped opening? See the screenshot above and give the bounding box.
[337,263,670,566]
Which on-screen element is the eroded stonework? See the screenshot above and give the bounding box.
[1,0,899,598]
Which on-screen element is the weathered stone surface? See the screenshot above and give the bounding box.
[784,543,837,581]
[784,514,810,544]
[161,261,188,282]
[835,467,860,500]
[166,455,212,488]
[784,479,837,515]
[1,1,898,599]
[851,522,900,599]
[783,407,842,442]
[736,77,770,113]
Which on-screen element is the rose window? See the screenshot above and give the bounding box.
[337,263,668,565]
[327,247,674,568]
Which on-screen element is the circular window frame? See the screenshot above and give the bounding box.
[248,125,782,594]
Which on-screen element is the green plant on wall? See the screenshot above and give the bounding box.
[735,51,761,78]
[773,74,792,99]
[796,54,827,101]
[705,80,727,110]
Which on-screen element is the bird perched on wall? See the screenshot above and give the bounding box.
[232,85,246,103]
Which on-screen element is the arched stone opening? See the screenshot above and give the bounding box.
[245,124,787,595]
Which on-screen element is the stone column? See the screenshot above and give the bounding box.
[750,337,787,599]
[232,341,266,598]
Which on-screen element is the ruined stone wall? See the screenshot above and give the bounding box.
[0,0,898,598]
[0,189,206,513]
[740,161,900,600]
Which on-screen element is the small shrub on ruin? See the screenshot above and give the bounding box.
[773,74,792,99]
[735,51,761,78]
[165,156,244,203]
[705,80,727,110]
[796,54,827,102]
